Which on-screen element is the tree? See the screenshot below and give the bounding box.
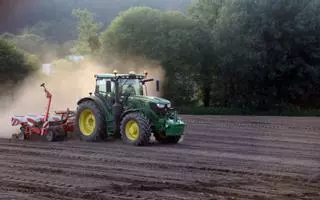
[0,39,39,85]
[0,33,61,62]
[214,0,320,109]
[101,7,163,59]
[72,8,103,55]
[185,0,227,106]
[101,7,203,105]
[188,0,225,29]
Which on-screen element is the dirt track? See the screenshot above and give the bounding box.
[0,115,319,200]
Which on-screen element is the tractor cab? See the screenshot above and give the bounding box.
[94,71,153,103]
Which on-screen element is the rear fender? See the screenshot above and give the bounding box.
[77,96,110,116]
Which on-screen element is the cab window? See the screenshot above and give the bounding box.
[96,79,106,94]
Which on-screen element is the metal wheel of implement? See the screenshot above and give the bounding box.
[45,129,56,142]
[17,131,25,141]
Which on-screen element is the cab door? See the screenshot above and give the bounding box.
[95,78,114,108]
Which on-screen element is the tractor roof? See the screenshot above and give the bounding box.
[94,73,145,79]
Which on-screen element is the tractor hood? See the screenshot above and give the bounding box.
[129,95,171,106]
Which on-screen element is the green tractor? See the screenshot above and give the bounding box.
[75,70,185,146]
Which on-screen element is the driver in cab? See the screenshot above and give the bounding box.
[122,84,136,96]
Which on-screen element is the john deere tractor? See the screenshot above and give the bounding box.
[75,70,185,146]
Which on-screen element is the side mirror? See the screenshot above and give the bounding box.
[156,80,160,92]
[141,78,154,85]
[106,81,112,93]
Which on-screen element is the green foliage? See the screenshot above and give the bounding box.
[101,7,162,59]
[188,0,225,28]
[72,8,103,55]
[100,0,320,111]
[214,0,320,109]
[0,39,39,84]
[101,7,206,105]
[177,106,320,117]
[0,33,65,62]
[23,52,41,71]
[177,106,248,115]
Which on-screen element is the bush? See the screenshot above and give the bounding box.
[0,39,39,85]
[177,106,320,117]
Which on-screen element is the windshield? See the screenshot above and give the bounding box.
[119,78,143,96]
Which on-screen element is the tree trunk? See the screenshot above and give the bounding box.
[203,85,211,107]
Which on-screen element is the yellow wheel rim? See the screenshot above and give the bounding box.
[79,109,96,136]
[125,120,140,141]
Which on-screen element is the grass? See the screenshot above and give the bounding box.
[176,106,320,117]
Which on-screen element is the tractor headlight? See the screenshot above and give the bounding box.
[157,103,165,108]
[150,102,166,114]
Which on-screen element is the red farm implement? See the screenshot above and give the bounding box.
[11,83,76,142]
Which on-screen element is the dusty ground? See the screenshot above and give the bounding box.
[0,115,319,200]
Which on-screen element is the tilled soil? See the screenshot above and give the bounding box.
[0,115,319,200]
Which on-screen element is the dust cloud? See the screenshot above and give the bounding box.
[0,57,164,138]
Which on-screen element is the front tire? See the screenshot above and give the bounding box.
[75,100,106,141]
[120,112,151,146]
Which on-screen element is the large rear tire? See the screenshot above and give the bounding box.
[120,112,151,146]
[75,100,106,141]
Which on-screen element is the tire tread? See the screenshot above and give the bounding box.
[75,100,106,141]
[120,112,151,146]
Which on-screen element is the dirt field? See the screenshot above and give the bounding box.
[0,115,319,200]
